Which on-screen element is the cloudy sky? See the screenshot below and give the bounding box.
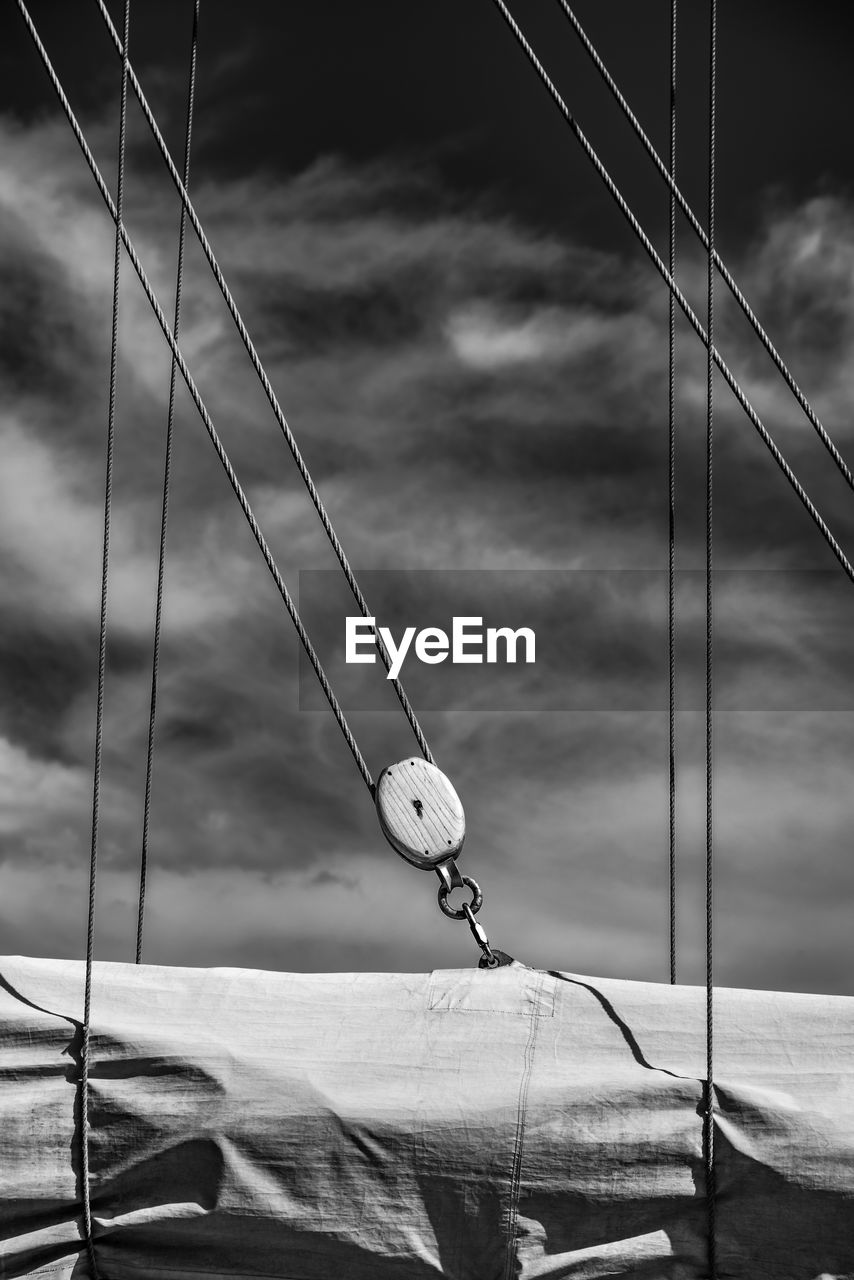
[2,1,854,994]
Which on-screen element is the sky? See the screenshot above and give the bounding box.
[2,1,854,994]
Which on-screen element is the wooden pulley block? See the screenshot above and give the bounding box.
[375,758,465,870]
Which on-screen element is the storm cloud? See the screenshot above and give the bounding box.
[2,26,854,998]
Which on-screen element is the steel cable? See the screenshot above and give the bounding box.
[93,0,434,765]
[489,0,854,590]
[552,0,854,494]
[668,0,678,988]
[136,0,201,967]
[704,7,718,1272]
[16,0,376,801]
[80,1,131,1269]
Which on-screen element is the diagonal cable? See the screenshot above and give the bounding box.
[552,0,854,494]
[667,0,677,987]
[704,9,718,1272]
[137,0,201,967]
[489,0,854,590]
[81,2,130,1270]
[93,0,434,765]
[17,0,376,798]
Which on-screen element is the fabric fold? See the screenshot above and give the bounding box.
[0,955,852,1280]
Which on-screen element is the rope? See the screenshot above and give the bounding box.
[489,0,854,591]
[80,0,130,1268]
[16,0,376,800]
[704,6,718,1272]
[667,0,677,988]
[93,0,434,767]
[551,0,854,495]
[137,0,200,967]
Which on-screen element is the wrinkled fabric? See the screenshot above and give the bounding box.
[0,955,852,1280]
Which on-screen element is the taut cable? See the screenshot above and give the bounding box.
[488,0,854,590]
[93,0,434,765]
[16,0,376,799]
[137,0,201,966]
[704,2,719,1272]
[551,0,854,494]
[668,0,678,988]
[80,2,131,1269]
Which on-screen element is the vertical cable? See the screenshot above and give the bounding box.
[137,0,200,966]
[550,0,854,496]
[81,0,130,1269]
[668,0,678,987]
[704,0,718,1275]
[488,0,854,589]
[96,0,438,768]
[19,0,379,800]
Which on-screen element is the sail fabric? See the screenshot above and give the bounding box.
[1,955,853,1280]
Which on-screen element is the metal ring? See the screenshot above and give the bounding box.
[437,874,483,920]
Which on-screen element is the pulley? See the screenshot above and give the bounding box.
[375,758,511,967]
[375,756,464,870]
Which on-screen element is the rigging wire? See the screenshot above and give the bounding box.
[93,0,434,767]
[136,0,201,967]
[81,0,130,1267]
[488,0,854,591]
[551,0,854,494]
[23,0,854,795]
[16,0,376,800]
[704,5,718,1271]
[23,0,854,985]
[668,0,677,987]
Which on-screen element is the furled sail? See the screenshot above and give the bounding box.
[1,953,853,1279]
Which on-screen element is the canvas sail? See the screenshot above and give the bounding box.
[1,953,853,1279]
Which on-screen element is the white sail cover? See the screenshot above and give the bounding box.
[1,954,853,1280]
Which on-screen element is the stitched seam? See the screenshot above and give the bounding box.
[426,1004,546,1017]
[503,971,547,1280]
[427,972,556,1017]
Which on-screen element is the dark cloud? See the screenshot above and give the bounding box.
[2,71,854,996]
[0,204,98,410]
[0,615,94,763]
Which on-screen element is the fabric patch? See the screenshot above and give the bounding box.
[427,965,556,1017]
